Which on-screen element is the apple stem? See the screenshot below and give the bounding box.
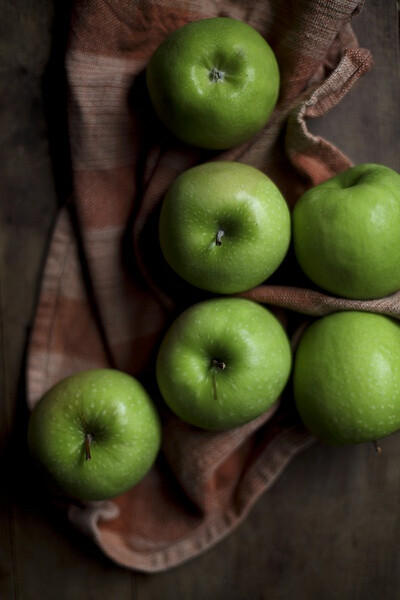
[211,359,226,401]
[372,440,382,455]
[215,229,224,246]
[85,433,93,461]
[212,374,218,401]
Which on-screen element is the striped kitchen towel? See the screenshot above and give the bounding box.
[27,0,376,572]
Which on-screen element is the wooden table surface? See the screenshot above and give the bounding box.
[1,2,399,598]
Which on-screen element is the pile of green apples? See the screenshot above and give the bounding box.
[28,18,400,502]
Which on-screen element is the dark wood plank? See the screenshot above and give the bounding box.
[0,1,58,597]
[136,438,400,600]
[1,1,399,600]
[309,1,400,169]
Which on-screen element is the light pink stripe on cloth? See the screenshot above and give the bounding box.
[67,51,146,170]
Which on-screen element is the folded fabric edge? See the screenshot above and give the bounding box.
[82,426,314,573]
[26,206,111,407]
[26,209,76,408]
[239,286,400,320]
[286,47,373,184]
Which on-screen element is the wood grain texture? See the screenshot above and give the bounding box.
[309,0,400,170]
[0,1,399,599]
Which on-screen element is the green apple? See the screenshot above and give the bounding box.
[293,163,400,299]
[293,311,400,445]
[28,369,161,501]
[159,161,290,294]
[156,297,291,430]
[146,17,280,149]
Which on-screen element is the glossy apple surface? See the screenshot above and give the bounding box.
[28,369,161,501]
[156,297,292,430]
[293,163,400,299]
[159,161,290,294]
[293,311,400,445]
[146,17,280,149]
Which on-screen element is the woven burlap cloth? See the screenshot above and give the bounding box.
[26,0,397,572]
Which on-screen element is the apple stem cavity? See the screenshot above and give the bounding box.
[372,440,382,455]
[215,229,224,246]
[85,433,93,461]
[209,67,225,82]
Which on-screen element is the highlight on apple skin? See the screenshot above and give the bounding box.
[28,369,162,501]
